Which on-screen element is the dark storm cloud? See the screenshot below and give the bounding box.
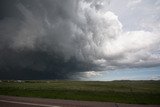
[0,0,160,79]
[0,0,97,79]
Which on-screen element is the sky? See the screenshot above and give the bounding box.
[78,67,160,81]
[0,0,160,80]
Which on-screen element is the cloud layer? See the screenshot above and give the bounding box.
[0,0,160,79]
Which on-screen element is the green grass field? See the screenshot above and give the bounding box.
[0,80,160,104]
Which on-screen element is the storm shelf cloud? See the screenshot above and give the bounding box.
[0,0,160,80]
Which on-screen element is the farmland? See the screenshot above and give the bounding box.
[0,80,160,104]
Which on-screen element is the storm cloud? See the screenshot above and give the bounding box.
[0,0,160,80]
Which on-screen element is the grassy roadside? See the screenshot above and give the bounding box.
[0,80,160,104]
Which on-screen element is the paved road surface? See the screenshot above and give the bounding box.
[0,95,160,107]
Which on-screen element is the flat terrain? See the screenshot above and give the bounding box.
[0,80,160,104]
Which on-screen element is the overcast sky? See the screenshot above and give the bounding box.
[0,0,160,80]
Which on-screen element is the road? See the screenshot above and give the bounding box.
[0,95,160,107]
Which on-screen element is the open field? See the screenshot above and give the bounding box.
[0,80,160,104]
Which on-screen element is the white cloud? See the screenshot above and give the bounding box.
[77,71,102,80]
[127,0,142,7]
[84,71,102,77]
[75,1,160,70]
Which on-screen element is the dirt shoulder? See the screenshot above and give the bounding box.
[0,95,160,107]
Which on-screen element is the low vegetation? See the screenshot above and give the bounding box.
[0,80,160,104]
